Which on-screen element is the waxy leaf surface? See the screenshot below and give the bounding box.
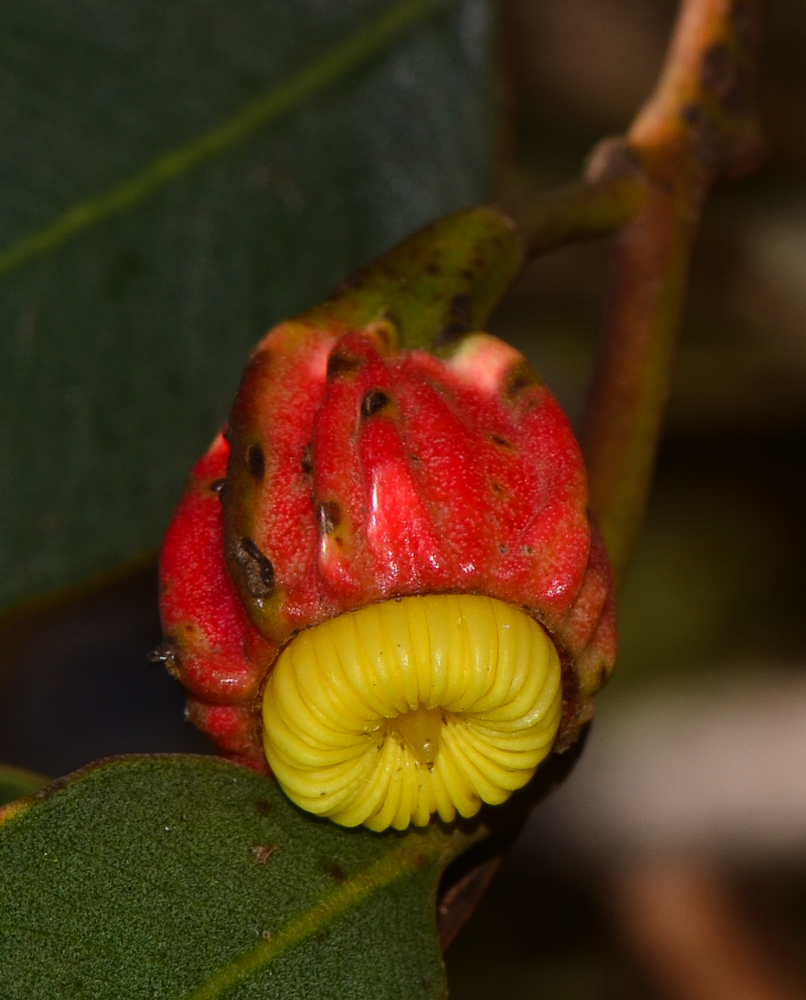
[0,0,495,612]
[0,755,453,999]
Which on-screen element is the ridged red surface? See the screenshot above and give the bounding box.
[159,319,616,769]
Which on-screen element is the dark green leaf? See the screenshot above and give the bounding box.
[0,0,496,612]
[0,762,48,806]
[0,754,467,999]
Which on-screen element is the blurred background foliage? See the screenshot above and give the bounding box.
[2,1,806,998]
[451,1,806,997]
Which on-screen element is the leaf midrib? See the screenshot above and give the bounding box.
[185,827,450,1000]
[0,0,457,283]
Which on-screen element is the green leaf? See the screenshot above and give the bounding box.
[0,0,496,613]
[0,763,48,806]
[0,755,464,999]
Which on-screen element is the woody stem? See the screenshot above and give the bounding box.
[579,0,766,587]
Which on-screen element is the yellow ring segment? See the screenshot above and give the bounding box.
[262,594,562,831]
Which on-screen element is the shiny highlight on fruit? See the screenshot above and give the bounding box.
[262,594,562,831]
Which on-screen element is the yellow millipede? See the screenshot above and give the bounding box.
[262,594,562,832]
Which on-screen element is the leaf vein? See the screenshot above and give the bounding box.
[184,830,448,1000]
[0,0,456,282]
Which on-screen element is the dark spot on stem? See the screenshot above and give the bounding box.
[435,292,473,346]
[360,389,390,418]
[437,322,468,346]
[701,42,752,117]
[681,102,721,171]
[301,444,313,474]
[700,42,733,98]
[245,444,265,481]
[234,537,275,600]
[681,103,703,128]
[337,270,367,293]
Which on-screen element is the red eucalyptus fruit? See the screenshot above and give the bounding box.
[157,208,616,831]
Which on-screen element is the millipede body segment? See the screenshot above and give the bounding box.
[262,594,562,831]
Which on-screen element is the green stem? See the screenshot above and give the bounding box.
[582,184,697,586]
[305,177,645,354]
[504,174,646,259]
[0,0,456,282]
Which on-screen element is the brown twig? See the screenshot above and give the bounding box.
[580,0,766,585]
[610,857,806,1000]
[438,0,767,946]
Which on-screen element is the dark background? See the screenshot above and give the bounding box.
[2,2,805,997]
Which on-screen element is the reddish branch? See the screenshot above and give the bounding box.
[610,859,806,1000]
[440,0,767,947]
[580,0,766,585]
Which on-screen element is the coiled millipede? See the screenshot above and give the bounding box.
[261,594,562,832]
[159,242,618,834]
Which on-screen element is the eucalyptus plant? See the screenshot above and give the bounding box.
[0,0,765,997]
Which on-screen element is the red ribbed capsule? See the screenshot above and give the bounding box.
[159,312,616,797]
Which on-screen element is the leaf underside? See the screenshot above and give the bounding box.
[0,755,449,999]
[0,0,495,614]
